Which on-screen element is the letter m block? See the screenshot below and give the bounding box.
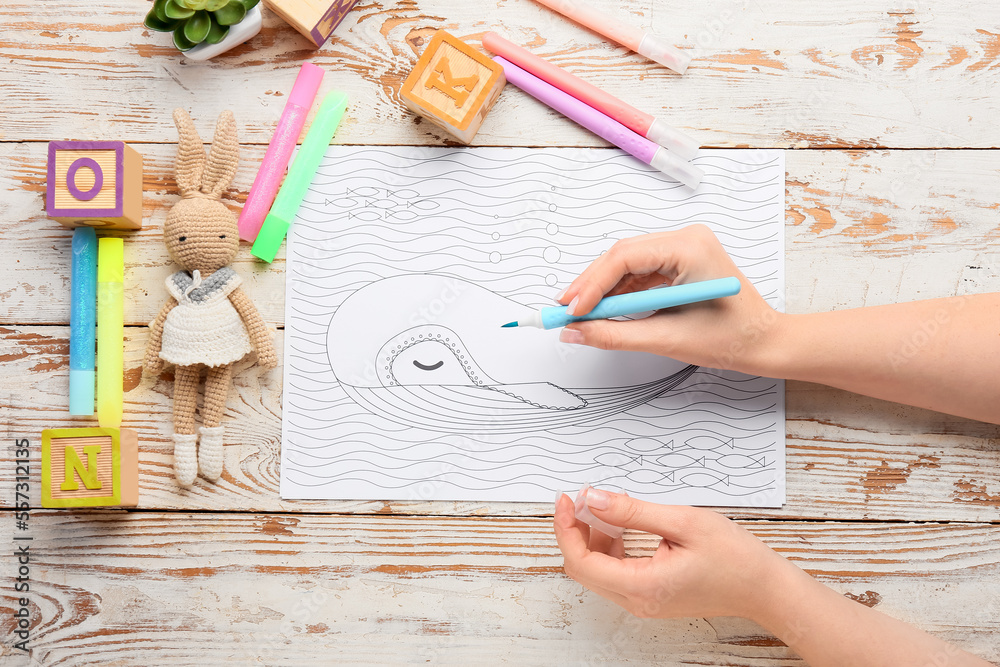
[401,30,506,145]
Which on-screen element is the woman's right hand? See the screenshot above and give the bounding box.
[555,225,784,376]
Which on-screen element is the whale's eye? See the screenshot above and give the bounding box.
[392,341,470,386]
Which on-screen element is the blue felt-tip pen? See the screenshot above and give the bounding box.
[69,227,98,415]
[501,277,741,329]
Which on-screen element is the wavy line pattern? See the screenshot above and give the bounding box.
[280,147,786,507]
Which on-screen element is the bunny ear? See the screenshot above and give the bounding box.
[173,108,206,196]
[201,110,240,198]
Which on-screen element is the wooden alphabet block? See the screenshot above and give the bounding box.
[264,0,360,48]
[46,141,143,230]
[41,428,138,508]
[401,30,506,144]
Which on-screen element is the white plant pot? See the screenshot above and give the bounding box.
[185,5,262,61]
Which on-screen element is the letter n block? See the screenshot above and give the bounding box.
[263,0,360,48]
[46,141,143,230]
[401,30,506,144]
[41,428,139,508]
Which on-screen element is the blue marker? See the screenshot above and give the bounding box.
[69,227,98,415]
[501,277,741,329]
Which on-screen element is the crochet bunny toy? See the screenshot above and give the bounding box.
[144,109,277,487]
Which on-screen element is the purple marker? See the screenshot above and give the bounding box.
[494,56,703,189]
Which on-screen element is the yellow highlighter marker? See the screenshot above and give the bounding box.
[97,237,124,428]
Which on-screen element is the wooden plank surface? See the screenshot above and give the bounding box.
[1,1,999,148]
[1,513,998,665]
[2,0,1000,663]
[2,146,999,326]
[2,326,999,522]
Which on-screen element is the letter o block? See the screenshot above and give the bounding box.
[46,141,143,230]
[401,31,506,145]
[41,428,139,508]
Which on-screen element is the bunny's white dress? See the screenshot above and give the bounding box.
[158,267,253,367]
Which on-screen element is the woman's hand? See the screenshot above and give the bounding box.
[553,488,793,620]
[555,490,996,666]
[555,225,783,375]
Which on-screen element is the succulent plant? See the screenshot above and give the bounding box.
[144,0,259,52]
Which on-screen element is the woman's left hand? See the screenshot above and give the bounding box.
[553,488,792,620]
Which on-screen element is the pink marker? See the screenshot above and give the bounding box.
[238,62,325,243]
[483,32,698,160]
[495,57,703,189]
[532,0,690,75]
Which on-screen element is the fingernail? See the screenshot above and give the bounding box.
[555,491,565,506]
[555,288,567,302]
[586,487,610,510]
[559,328,584,345]
[567,296,580,316]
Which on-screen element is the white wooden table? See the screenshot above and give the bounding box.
[2,0,999,663]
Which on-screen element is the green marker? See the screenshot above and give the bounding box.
[252,90,349,263]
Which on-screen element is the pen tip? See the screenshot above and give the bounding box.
[501,321,518,328]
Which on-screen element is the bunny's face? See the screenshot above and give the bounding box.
[167,108,242,274]
[164,197,239,273]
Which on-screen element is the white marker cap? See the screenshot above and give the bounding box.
[574,484,625,539]
[637,32,691,75]
[651,147,705,190]
[647,118,700,161]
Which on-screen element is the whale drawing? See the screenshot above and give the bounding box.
[327,274,697,434]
